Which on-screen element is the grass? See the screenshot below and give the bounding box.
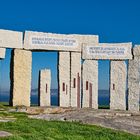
[98,105,110,109]
[0,103,140,140]
[0,102,9,106]
[0,114,140,140]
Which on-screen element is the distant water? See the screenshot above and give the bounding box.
[0,89,110,106]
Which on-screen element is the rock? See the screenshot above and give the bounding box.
[11,49,32,107]
[115,113,131,117]
[0,48,6,59]
[27,107,45,115]
[110,61,127,110]
[82,42,132,60]
[39,69,51,106]
[82,60,98,109]
[28,108,140,135]
[58,52,70,107]
[128,47,140,112]
[24,31,98,52]
[0,116,16,122]
[0,131,12,137]
[70,52,81,107]
[0,29,22,49]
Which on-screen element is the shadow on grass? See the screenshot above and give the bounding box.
[98,105,110,109]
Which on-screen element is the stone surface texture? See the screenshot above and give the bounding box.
[82,43,132,60]
[58,52,70,107]
[29,108,140,135]
[39,69,51,106]
[70,52,81,107]
[110,61,127,110]
[12,49,32,106]
[133,45,140,56]
[0,29,23,49]
[128,46,140,111]
[82,60,98,109]
[0,131,12,137]
[24,31,98,52]
[0,48,6,58]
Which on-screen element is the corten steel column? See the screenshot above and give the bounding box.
[82,60,98,109]
[39,69,51,106]
[110,61,127,110]
[58,52,70,107]
[70,52,81,108]
[128,46,140,112]
[11,49,32,106]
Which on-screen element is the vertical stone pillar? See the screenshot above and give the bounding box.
[0,48,6,59]
[11,49,32,106]
[70,52,81,108]
[128,46,140,112]
[110,61,127,110]
[39,69,51,106]
[58,52,70,107]
[82,60,98,109]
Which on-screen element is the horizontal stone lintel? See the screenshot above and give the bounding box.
[24,31,98,52]
[0,29,23,49]
[82,43,132,60]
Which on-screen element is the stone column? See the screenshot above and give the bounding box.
[82,60,98,109]
[70,52,81,108]
[0,48,6,59]
[11,49,32,106]
[58,52,70,107]
[110,61,127,110]
[39,69,51,106]
[128,46,140,112]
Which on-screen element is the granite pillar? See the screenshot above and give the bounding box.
[82,60,98,109]
[110,61,127,110]
[11,49,32,106]
[128,46,140,112]
[70,52,81,108]
[58,52,70,107]
[39,69,51,106]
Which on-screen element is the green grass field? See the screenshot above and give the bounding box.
[0,112,140,140]
[0,103,140,140]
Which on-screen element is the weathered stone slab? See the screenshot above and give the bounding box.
[29,108,140,135]
[73,34,99,44]
[133,45,140,56]
[70,52,81,108]
[110,61,127,110]
[11,49,32,106]
[0,131,12,137]
[0,48,6,59]
[82,60,98,109]
[128,46,140,112]
[24,31,98,52]
[82,43,132,60]
[39,69,51,106]
[58,52,70,107]
[0,29,23,48]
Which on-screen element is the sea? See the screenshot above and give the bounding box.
[0,89,111,106]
